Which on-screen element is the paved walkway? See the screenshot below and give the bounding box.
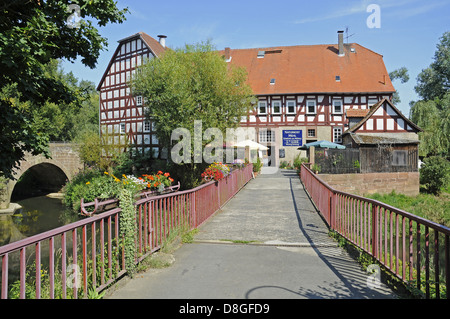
[107,169,396,299]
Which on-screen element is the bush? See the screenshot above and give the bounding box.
[253,157,262,173]
[420,156,450,195]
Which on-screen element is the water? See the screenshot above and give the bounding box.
[0,196,80,246]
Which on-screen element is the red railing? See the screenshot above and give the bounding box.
[300,163,450,299]
[0,164,253,299]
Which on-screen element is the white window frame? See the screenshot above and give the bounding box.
[306,100,316,115]
[136,95,143,106]
[333,99,343,114]
[333,127,342,143]
[272,100,281,114]
[143,120,151,133]
[259,130,275,143]
[258,101,267,115]
[307,129,316,138]
[286,100,296,114]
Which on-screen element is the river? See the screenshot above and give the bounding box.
[0,195,80,247]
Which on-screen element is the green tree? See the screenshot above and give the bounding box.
[131,40,254,187]
[0,0,128,178]
[389,67,409,104]
[410,31,450,158]
[415,32,450,100]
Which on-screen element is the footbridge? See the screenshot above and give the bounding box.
[0,142,83,210]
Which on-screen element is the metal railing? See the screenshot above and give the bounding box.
[0,164,253,299]
[300,163,450,299]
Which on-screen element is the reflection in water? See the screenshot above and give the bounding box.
[0,196,79,246]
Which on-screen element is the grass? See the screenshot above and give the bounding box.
[365,188,450,228]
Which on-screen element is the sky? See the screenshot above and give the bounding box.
[61,0,450,116]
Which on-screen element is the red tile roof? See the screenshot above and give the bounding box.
[220,43,395,95]
[346,109,370,117]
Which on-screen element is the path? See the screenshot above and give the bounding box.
[106,169,396,299]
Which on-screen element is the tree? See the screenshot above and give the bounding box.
[415,31,450,101]
[410,31,450,158]
[131,40,254,187]
[0,0,128,178]
[389,67,409,104]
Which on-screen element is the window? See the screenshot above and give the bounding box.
[306,100,316,114]
[272,100,281,114]
[258,101,267,115]
[392,150,407,166]
[307,129,316,137]
[333,100,343,114]
[257,51,265,58]
[287,101,296,114]
[270,78,276,85]
[333,127,342,143]
[259,130,275,143]
[136,96,143,106]
[120,123,126,135]
[143,120,151,132]
[335,75,341,82]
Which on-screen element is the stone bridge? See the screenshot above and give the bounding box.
[0,143,83,210]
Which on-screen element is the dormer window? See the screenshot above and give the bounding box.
[257,51,265,58]
[270,78,276,85]
[335,75,341,82]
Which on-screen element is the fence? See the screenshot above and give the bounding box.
[300,163,450,299]
[314,146,418,174]
[0,164,253,299]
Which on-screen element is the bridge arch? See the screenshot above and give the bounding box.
[0,143,83,210]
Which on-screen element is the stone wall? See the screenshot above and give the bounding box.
[318,171,420,196]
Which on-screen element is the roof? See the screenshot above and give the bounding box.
[298,140,346,150]
[96,32,168,91]
[219,43,395,95]
[346,109,370,118]
[348,133,420,146]
[344,98,423,134]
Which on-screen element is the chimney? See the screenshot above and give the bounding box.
[157,35,167,48]
[338,30,344,56]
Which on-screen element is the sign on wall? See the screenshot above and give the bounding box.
[282,130,302,147]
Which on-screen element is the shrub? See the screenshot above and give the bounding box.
[420,156,450,195]
[253,157,262,173]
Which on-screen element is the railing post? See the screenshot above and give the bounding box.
[372,204,378,258]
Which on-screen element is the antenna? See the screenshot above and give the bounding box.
[345,26,355,43]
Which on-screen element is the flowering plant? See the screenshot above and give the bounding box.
[201,167,224,182]
[209,162,230,177]
[201,162,230,182]
[139,171,174,192]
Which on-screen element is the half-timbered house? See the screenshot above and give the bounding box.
[97,31,400,167]
[96,32,168,158]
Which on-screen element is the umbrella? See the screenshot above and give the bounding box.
[298,140,346,150]
[234,139,269,150]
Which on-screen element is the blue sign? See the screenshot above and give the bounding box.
[282,130,302,147]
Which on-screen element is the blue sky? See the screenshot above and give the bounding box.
[61,0,450,116]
